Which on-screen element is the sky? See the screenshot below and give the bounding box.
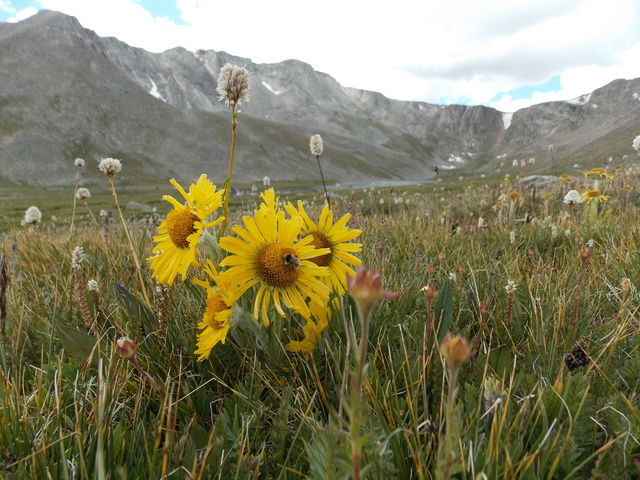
[1,0,639,112]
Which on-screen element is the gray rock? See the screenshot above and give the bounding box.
[516,175,560,191]
[125,201,152,212]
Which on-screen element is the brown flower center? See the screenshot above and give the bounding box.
[307,231,333,266]
[204,293,230,329]
[256,243,301,287]
[166,208,199,248]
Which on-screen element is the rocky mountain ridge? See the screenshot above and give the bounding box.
[1,10,639,186]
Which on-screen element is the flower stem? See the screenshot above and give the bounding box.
[315,154,330,206]
[69,167,80,235]
[109,177,151,306]
[220,105,237,236]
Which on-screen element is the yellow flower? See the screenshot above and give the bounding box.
[440,333,472,373]
[192,261,237,361]
[559,174,574,185]
[580,189,610,204]
[148,175,224,285]
[584,168,613,180]
[287,302,331,354]
[284,201,362,295]
[219,189,330,326]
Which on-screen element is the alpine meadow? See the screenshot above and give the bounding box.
[3,22,640,480]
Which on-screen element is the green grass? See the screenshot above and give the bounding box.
[1,162,640,479]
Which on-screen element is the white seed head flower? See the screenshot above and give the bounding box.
[510,230,516,245]
[565,229,572,237]
[87,279,99,292]
[477,217,485,228]
[74,157,85,167]
[551,225,558,238]
[98,157,122,177]
[587,239,594,248]
[24,206,42,225]
[632,135,640,152]
[548,144,555,153]
[563,190,582,206]
[505,280,517,295]
[263,176,271,187]
[310,134,323,156]
[529,157,536,165]
[71,246,84,270]
[216,63,250,107]
[512,159,519,167]
[448,271,457,282]
[520,159,526,168]
[99,210,108,217]
[76,187,91,200]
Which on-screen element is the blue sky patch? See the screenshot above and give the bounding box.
[135,0,187,25]
[492,75,562,102]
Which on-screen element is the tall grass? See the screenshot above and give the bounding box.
[1,165,640,479]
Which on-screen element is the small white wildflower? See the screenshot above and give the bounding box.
[529,157,536,165]
[548,144,555,153]
[565,229,572,237]
[51,215,57,222]
[71,246,84,270]
[24,206,42,225]
[505,280,517,295]
[456,226,462,235]
[520,159,526,168]
[216,63,250,107]
[99,210,108,217]
[478,217,485,228]
[98,157,122,177]
[510,230,516,245]
[74,157,85,167]
[87,279,99,292]
[76,187,91,200]
[563,190,582,206]
[551,225,558,238]
[310,134,323,156]
[573,164,580,170]
[263,176,271,187]
[632,134,640,152]
[587,239,594,248]
[379,198,384,204]
[448,271,457,282]
[512,159,518,167]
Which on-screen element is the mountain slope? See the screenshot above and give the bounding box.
[1,10,639,186]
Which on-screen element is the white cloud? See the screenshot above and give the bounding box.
[8,7,38,22]
[0,1,15,14]
[21,0,640,111]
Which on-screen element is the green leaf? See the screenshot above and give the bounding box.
[435,278,453,344]
[488,345,511,379]
[190,421,210,449]
[114,283,159,337]
[55,324,99,365]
